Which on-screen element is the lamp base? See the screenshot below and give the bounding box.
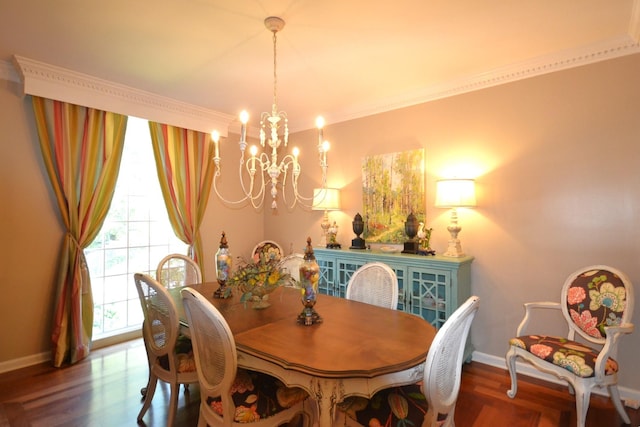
[442,239,465,257]
[319,211,330,247]
[402,240,419,254]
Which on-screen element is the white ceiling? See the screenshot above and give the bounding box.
[1,1,639,131]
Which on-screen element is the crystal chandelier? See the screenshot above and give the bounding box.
[212,16,330,210]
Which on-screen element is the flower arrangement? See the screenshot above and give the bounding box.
[223,256,291,308]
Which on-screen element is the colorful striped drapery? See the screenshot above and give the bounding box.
[149,122,214,276]
[33,96,127,367]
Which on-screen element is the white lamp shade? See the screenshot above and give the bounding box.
[312,188,341,211]
[435,179,476,208]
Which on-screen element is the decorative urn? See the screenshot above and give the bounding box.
[350,213,366,249]
[402,212,419,254]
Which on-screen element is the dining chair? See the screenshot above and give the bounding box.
[180,287,313,426]
[336,295,480,426]
[156,253,203,288]
[252,240,283,263]
[278,253,305,286]
[506,265,634,427]
[134,273,198,426]
[345,262,399,309]
[143,253,201,397]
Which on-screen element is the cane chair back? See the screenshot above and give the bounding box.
[336,296,480,426]
[278,253,305,286]
[180,287,311,426]
[422,295,480,425]
[345,262,399,310]
[134,273,198,426]
[156,253,202,288]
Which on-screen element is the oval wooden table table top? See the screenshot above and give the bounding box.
[172,282,436,425]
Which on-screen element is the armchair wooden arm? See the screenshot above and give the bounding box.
[594,323,634,381]
[515,301,560,336]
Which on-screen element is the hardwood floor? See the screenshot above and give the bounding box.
[0,338,637,426]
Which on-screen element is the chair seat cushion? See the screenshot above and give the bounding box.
[509,335,619,378]
[206,369,308,422]
[158,335,196,373]
[337,383,447,427]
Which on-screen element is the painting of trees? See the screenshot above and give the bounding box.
[361,149,425,243]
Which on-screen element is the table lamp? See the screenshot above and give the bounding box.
[312,188,341,247]
[435,178,476,257]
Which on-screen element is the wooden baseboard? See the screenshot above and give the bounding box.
[0,329,142,374]
[0,351,50,374]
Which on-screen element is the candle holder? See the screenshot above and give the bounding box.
[297,237,322,326]
[402,212,419,254]
[214,231,232,298]
[350,213,366,249]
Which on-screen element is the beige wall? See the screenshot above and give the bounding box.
[1,54,639,391]
[266,53,640,389]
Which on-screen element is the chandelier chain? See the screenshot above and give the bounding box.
[272,30,278,111]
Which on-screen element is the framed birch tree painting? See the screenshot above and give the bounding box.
[361,149,425,244]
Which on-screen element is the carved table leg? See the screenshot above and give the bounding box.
[310,378,345,427]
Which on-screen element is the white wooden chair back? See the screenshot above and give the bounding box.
[345,262,399,310]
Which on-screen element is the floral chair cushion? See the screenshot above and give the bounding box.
[158,334,197,373]
[565,268,628,338]
[337,383,448,427]
[509,335,618,378]
[206,369,308,423]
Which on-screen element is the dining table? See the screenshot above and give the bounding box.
[171,282,436,426]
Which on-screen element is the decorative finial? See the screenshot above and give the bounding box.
[303,236,315,260]
[219,231,228,248]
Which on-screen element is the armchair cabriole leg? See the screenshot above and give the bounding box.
[609,384,631,424]
[505,348,518,399]
[574,383,589,427]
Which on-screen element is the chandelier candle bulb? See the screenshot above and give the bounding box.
[211,130,220,159]
[316,116,324,147]
[322,141,330,163]
[249,146,258,171]
[239,110,248,144]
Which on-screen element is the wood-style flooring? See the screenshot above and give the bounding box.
[0,338,637,426]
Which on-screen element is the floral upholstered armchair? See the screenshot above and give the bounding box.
[506,265,634,427]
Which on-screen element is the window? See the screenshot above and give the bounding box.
[85,117,187,339]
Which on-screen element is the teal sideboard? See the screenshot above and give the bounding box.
[314,247,474,359]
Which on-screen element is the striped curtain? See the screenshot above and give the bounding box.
[148,122,214,275]
[33,97,127,367]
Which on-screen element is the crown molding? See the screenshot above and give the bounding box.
[4,31,639,132]
[11,55,235,136]
[328,35,640,125]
